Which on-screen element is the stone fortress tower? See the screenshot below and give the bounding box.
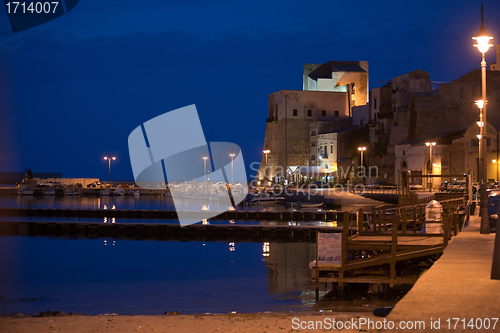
[257,61,369,184]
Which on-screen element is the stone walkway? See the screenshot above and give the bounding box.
[380,215,500,332]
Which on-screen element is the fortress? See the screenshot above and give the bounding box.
[257,47,500,186]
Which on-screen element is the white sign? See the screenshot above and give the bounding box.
[317,233,342,266]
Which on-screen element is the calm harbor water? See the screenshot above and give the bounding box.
[0,195,397,315]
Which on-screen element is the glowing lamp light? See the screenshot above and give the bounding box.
[473,35,493,54]
[202,156,208,161]
[477,134,482,139]
[425,142,436,147]
[433,162,437,167]
[357,147,366,152]
[493,159,497,164]
[263,149,270,154]
[475,100,485,109]
[476,121,484,128]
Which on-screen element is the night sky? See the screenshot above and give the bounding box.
[1,0,499,181]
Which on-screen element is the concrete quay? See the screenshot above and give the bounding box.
[380,214,500,332]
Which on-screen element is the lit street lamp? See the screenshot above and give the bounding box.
[357,147,366,184]
[492,159,498,182]
[357,147,366,168]
[229,153,236,184]
[425,142,436,191]
[202,156,208,183]
[472,4,493,234]
[476,100,484,186]
[103,155,116,184]
[263,150,270,166]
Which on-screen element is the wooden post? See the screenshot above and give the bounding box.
[402,208,407,235]
[390,214,398,287]
[357,208,364,235]
[412,206,417,233]
[339,212,350,293]
[382,206,387,232]
[315,230,320,301]
[443,216,449,247]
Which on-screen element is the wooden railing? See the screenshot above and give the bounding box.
[313,199,464,293]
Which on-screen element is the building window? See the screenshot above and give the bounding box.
[310,130,316,137]
[310,142,316,148]
[487,137,491,146]
[293,109,297,116]
[471,139,479,147]
[334,111,339,117]
[321,110,326,116]
[311,154,315,161]
[307,109,312,117]
[374,98,377,110]
[330,144,333,153]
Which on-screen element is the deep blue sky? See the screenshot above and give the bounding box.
[1,0,499,181]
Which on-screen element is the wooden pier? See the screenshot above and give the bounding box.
[0,207,343,222]
[312,197,464,296]
[0,220,350,243]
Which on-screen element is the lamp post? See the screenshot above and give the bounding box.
[202,156,208,183]
[492,159,498,182]
[229,153,235,184]
[103,155,116,184]
[476,100,484,186]
[425,142,436,191]
[357,147,366,184]
[473,4,493,234]
[263,149,270,183]
[263,150,270,166]
[357,147,366,168]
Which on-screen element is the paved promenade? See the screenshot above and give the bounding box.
[381,214,500,332]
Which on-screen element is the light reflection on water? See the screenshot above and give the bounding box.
[0,236,319,315]
[0,195,336,213]
[0,197,397,315]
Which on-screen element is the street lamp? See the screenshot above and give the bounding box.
[229,153,236,184]
[425,142,436,191]
[103,155,116,184]
[476,100,484,187]
[472,4,493,234]
[263,150,270,166]
[357,147,366,167]
[493,159,499,182]
[202,156,208,183]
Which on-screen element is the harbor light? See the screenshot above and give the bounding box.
[103,155,116,184]
[229,153,236,183]
[473,4,493,234]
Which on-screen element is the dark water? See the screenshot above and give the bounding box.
[0,196,398,315]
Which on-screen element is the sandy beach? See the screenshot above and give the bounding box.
[0,312,383,333]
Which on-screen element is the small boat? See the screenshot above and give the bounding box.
[65,186,79,196]
[17,189,34,195]
[43,188,56,196]
[100,189,112,196]
[113,187,125,196]
[250,194,285,205]
[299,202,323,208]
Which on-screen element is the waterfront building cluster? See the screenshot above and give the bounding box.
[257,45,500,188]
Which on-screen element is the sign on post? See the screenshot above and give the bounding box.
[317,233,342,266]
